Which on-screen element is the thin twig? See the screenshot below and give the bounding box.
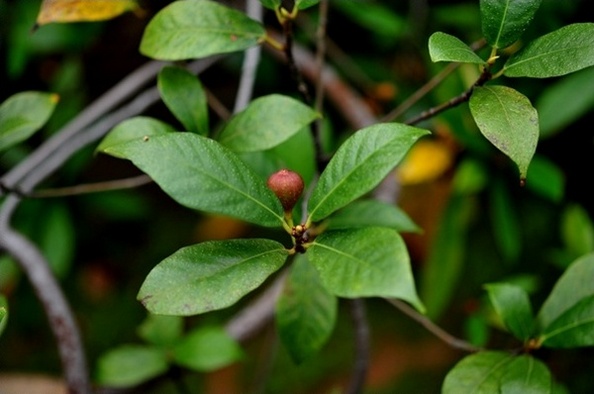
[296,14,376,94]
[0,57,220,394]
[0,60,167,193]
[346,299,370,394]
[382,38,487,124]
[225,269,288,342]
[233,0,263,113]
[381,62,459,123]
[404,66,491,126]
[282,19,312,104]
[265,31,376,130]
[0,220,90,394]
[27,174,152,198]
[387,298,482,353]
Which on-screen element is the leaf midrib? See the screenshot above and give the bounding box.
[308,141,394,220]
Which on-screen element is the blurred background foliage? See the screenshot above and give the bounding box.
[1,0,594,392]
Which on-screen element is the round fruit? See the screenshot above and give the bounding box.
[267,169,304,213]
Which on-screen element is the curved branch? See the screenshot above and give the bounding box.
[0,57,220,394]
[387,298,482,353]
[265,31,377,130]
[346,298,370,394]
[233,0,263,113]
[0,219,90,394]
[1,60,167,192]
[225,269,288,342]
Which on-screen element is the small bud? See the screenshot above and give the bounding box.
[267,169,304,213]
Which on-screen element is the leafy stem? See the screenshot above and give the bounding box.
[405,66,492,126]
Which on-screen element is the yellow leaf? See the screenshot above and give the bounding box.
[36,0,139,25]
[397,139,454,185]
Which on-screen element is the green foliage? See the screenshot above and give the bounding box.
[137,239,289,315]
[429,32,486,64]
[480,0,542,49]
[446,256,594,391]
[0,91,59,151]
[537,253,594,347]
[525,155,564,203]
[326,199,421,233]
[504,23,594,78]
[485,283,534,340]
[307,123,429,222]
[560,205,594,261]
[4,0,594,392]
[102,133,285,227]
[420,194,475,319]
[96,116,176,156]
[308,228,424,312]
[276,255,337,363]
[0,295,7,338]
[171,326,243,371]
[157,66,209,135]
[139,0,266,60]
[96,345,169,388]
[469,85,538,180]
[536,67,594,137]
[96,315,243,388]
[443,352,551,394]
[218,94,320,152]
[137,314,184,347]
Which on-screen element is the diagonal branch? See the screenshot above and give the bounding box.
[0,57,220,394]
[0,210,90,394]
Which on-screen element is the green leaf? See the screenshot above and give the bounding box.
[443,351,515,394]
[103,133,284,227]
[258,0,280,10]
[537,67,594,138]
[331,1,406,39]
[500,355,552,394]
[540,294,594,348]
[0,91,59,151]
[561,204,594,258]
[95,345,168,388]
[308,227,424,312]
[158,66,209,135]
[276,255,337,363]
[137,314,184,347]
[0,295,8,337]
[504,23,594,78]
[484,283,534,340]
[172,326,243,371]
[296,0,320,10]
[218,94,319,152]
[525,155,565,203]
[140,0,266,60]
[451,158,488,195]
[480,0,542,49]
[307,123,429,222]
[469,85,538,180]
[39,203,75,279]
[562,206,593,256]
[97,116,176,157]
[420,194,475,319]
[428,32,486,64]
[537,253,594,331]
[326,199,421,233]
[489,178,521,263]
[138,239,288,315]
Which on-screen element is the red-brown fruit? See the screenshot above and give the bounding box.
[267,169,304,213]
